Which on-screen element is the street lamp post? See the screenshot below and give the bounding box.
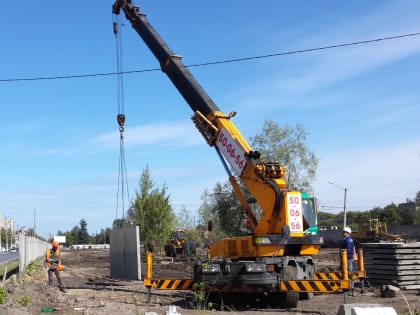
[328,181,349,228]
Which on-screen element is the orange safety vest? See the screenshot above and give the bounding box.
[45,249,63,270]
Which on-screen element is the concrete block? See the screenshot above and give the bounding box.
[110,226,141,280]
[165,305,181,315]
[337,304,397,315]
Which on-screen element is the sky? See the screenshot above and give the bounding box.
[1,1,419,239]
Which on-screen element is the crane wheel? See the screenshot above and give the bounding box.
[280,265,299,308]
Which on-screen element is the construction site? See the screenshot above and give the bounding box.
[1,1,420,314]
[0,245,419,314]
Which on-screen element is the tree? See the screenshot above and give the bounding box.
[398,199,416,225]
[93,227,111,244]
[198,189,227,242]
[211,182,243,237]
[382,203,401,226]
[127,167,175,245]
[198,182,244,238]
[415,191,420,224]
[112,218,132,229]
[317,211,342,227]
[250,120,318,192]
[176,205,194,230]
[174,205,204,247]
[78,219,90,244]
[64,225,80,245]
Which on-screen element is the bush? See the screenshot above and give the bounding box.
[0,287,7,304]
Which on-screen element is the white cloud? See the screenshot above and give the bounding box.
[95,121,201,148]
[278,37,420,93]
[54,120,202,157]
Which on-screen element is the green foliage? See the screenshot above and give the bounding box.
[15,295,30,306]
[25,262,38,272]
[78,219,90,244]
[192,282,206,310]
[382,203,401,225]
[198,192,222,245]
[65,226,79,245]
[57,221,112,246]
[92,228,111,244]
[127,166,176,244]
[398,200,416,225]
[398,306,420,315]
[250,120,318,192]
[0,288,7,304]
[318,190,420,228]
[210,182,243,237]
[174,206,204,247]
[113,218,131,229]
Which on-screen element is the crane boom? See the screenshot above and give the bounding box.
[112,0,299,237]
[112,1,218,117]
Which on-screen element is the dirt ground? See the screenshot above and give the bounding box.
[0,248,419,315]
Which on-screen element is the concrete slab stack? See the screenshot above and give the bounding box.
[360,242,420,290]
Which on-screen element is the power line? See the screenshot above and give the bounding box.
[1,31,420,83]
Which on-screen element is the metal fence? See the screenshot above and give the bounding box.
[18,233,49,274]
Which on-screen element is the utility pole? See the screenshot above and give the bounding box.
[328,181,349,228]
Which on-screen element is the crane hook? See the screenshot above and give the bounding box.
[117,113,125,133]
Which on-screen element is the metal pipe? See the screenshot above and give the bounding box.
[146,251,153,280]
[358,247,365,292]
[341,248,349,303]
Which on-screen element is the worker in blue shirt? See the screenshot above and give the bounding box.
[341,227,355,292]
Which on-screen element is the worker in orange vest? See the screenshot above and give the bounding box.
[45,241,66,292]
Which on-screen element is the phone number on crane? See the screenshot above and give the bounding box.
[218,131,246,172]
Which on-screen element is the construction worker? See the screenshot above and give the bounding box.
[341,227,355,293]
[45,241,66,292]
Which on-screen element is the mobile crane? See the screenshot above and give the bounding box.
[112,0,363,308]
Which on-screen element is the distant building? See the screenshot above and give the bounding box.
[0,212,15,232]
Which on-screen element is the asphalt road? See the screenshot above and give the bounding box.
[0,252,19,265]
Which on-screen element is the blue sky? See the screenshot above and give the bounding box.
[1,1,419,239]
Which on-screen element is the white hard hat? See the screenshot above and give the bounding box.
[343,227,352,234]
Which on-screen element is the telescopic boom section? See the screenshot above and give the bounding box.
[112,0,219,117]
[112,0,292,237]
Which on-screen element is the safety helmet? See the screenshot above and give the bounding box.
[52,241,59,248]
[342,227,352,234]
